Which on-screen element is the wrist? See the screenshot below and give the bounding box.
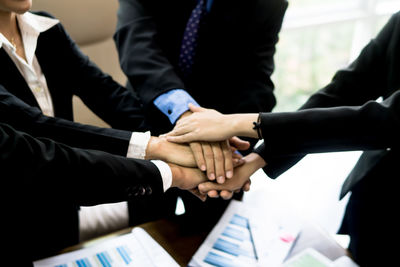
[245,152,267,172]
[229,114,259,138]
[177,110,193,121]
[145,136,160,160]
[169,163,181,188]
[226,114,241,137]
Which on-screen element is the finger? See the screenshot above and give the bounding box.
[189,189,207,201]
[220,190,234,200]
[229,136,250,151]
[188,103,205,113]
[198,181,224,194]
[175,116,191,126]
[166,133,195,143]
[165,124,188,136]
[207,190,219,198]
[243,179,251,192]
[202,142,215,180]
[221,140,233,179]
[233,158,245,168]
[211,142,225,184]
[243,180,251,192]
[190,142,206,171]
[243,184,250,192]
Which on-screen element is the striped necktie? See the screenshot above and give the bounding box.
[178,0,208,78]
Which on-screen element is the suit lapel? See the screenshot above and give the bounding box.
[35,29,72,120]
[0,49,41,108]
[35,32,54,92]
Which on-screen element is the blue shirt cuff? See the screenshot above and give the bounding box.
[153,89,200,124]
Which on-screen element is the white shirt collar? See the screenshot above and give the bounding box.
[0,12,59,64]
[18,12,59,33]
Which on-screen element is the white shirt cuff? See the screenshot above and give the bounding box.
[151,160,173,192]
[126,131,151,159]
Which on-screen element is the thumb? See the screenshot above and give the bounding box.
[166,133,193,143]
[198,181,224,194]
[230,136,250,151]
[188,103,205,113]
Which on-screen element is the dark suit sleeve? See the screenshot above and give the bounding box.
[257,91,400,157]
[43,16,147,132]
[0,85,132,156]
[114,0,185,108]
[237,0,287,112]
[256,12,399,178]
[0,122,163,206]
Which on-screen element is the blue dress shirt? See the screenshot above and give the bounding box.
[154,89,200,124]
[153,0,213,124]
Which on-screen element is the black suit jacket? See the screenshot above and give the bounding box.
[0,122,163,264]
[255,11,400,198]
[0,11,147,156]
[114,0,288,134]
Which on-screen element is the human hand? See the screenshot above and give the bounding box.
[175,111,250,184]
[166,104,234,143]
[145,136,196,167]
[166,104,260,143]
[206,180,252,200]
[197,153,266,200]
[188,140,237,184]
[169,163,208,201]
[188,136,251,183]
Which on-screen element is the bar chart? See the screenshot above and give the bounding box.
[34,228,179,267]
[190,201,259,267]
[189,200,299,267]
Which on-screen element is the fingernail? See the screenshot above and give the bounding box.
[201,165,206,171]
[209,173,215,180]
[226,171,233,178]
[217,176,225,184]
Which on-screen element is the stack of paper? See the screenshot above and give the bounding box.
[189,200,300,267]
[33,228,179,267]
[282,248,359,267]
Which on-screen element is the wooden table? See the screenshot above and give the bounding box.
[62,218,349,266]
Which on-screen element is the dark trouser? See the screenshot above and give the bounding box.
[338,153,398,267]
[128,188,233,233]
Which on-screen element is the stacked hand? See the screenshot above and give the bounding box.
[198,152,265,199]
[177,110,250,184]
[161,104,266,199]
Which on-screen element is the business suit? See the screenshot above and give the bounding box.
[255,12,400,266]
[114,0,288,135]
[0,122,163,264]
[0,11,157,253]
[0,11,147,157]
[114,0,288,228]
